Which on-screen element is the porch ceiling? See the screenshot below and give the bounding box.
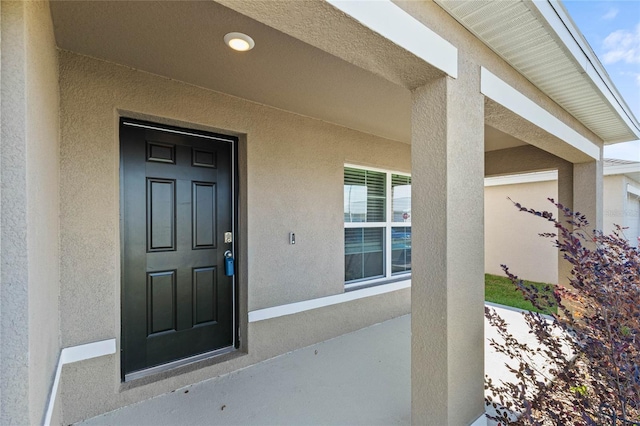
[485,126,528,152]
[50,0,413,143]
[50,1,535,154]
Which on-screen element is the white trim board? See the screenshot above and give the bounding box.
[605,163,640,176]
[485,170,558,187]
[481,68,600,160]
[248,280,411,323]
[44,339,116,426]
[470,413,488,426]
[326,0,457,78]
[628,184,640,197]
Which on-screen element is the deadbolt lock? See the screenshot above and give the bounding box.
[224,232,233,244]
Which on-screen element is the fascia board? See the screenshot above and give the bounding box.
[326,0,458,78]
[604,164,640,176]
[628,184,640,197]
[481,67,600,160]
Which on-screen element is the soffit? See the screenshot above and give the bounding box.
[50,0,412,143]
[434,0,639,144]
[484,125,528,152]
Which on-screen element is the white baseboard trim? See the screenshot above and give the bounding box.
[248,280,411,323]
[470,412,488,426]
[44,339,116,426]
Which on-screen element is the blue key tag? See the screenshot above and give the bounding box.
[224,251,235,276]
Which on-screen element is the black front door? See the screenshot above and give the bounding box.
[120,119,236,379]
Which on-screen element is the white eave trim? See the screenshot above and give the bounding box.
[248,280,411,322]
[604,164,640,176]
[326,0,458,78]
[485,170,558,187]
[528,0,640,141]
[481,68,600,160]
[628,184,640,197]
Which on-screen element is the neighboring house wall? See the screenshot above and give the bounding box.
[604,175,640,247]
[58,51,411,423]
[626,186,640,248]
[0,1,61,425]
[486,171,640,284]
[604,175,625,236]
[485,178,558,284]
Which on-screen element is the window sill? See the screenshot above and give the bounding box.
[345,274,411,292]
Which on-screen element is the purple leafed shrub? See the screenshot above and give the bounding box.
[485,198,640,425]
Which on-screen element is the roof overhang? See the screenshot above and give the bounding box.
[603,161,640,182]
[434,0,640,144]
[484,160,640,186]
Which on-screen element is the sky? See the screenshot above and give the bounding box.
[563,0,640,162]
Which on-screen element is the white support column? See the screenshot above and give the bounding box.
[411,59,485,425]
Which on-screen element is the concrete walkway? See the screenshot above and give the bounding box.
[79,304,535,425]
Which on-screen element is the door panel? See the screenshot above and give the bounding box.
[121,120,235,378]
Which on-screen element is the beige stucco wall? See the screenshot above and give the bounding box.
[411,59,486,424]
[604,175,640,247]
[625,184,640,248]
[1,2,61,424]
[26,2,61,424]
[604,175,626,236]
[1,3,30,423]
[58,50,411,423]
[485,180,559,284]
[486,172,640,284]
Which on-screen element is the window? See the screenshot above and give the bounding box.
[344,166,411,287]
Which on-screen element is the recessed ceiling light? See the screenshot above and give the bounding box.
[224,32,255,52]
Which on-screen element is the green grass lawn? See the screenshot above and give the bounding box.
[485,273,557,315]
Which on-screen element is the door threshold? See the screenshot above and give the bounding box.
[125,346,236,382]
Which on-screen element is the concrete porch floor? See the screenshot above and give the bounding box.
[79,304,532,425]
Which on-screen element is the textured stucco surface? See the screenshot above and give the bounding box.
[623,183,640,248]
[574,159,604,232]
[1,3,30,424]
[602,174,640,243]
[1,2,61,424]
[49,0,414,145]
[485,180,559,284]
[486,146,603,286]
[604,175,625,236]
[216,0,445,90]
[411,59,485,424]
[58,51,411,423]
[485,145,571,178]
[486,170,639,284]
[12,0,611,423]
[25,2,61,424]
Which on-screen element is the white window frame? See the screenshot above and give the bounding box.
[344,164,411,289]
